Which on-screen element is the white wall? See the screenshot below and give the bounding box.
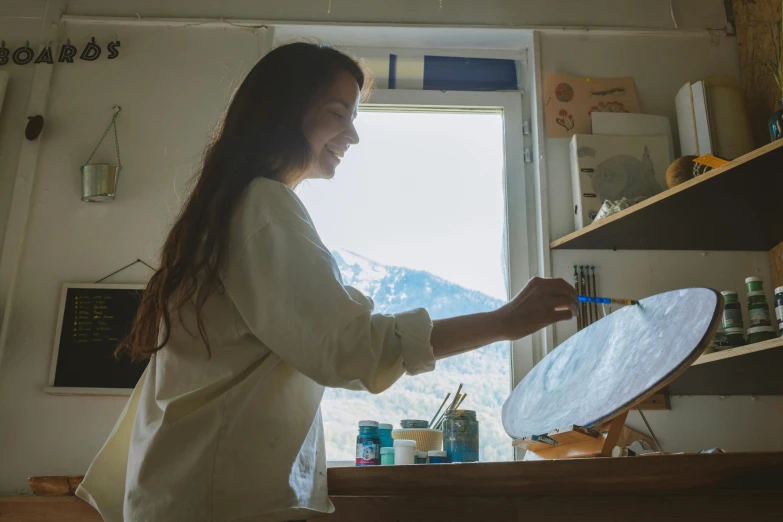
[63,0,729,31]
[539,32,783,452]
[0,0,47,262]
[0,21,262,495]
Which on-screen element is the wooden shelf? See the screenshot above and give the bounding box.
[692,336,783,366]
[551,140,783,251]
[669,337,783,395]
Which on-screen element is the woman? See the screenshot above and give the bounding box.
[77,42,578,522]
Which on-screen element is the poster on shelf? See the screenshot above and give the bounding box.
[545,74,641,138]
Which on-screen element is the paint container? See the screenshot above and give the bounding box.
[356,421,381,466]
[745,276,764,293]
[747,326,775,344]
[720,291,743,330]
[710,330,730,350]
[356,421,380,466]
[724,327,745,348]
[393,439,416,465]
[391,428,443,452]
[442,410,479,463]
[427,450,449,464]
[774,286,783,336]
[400,419,429,429]
[612,446,636,457]
[380,447,395,466]
[378,423,394,448]
[747,291,772,327]
[414,451,428,464]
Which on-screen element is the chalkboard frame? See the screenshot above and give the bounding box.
[45,283,146,396]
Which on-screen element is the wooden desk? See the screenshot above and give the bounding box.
[325,452,783,522]
[3,453,782,521]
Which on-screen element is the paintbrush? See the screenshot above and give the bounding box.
[573,265,582,331]
[578,295,639,305]
[434,386,464,430]
[585,265,594,325]
[590,266,599,321]
[579,266,587,322]
[453,393,467,411]
[448,384,463,411]
[435,393,469,429]
[432,396,456,430]
[428,393,451,428]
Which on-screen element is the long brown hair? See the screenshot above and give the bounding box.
[121,42,371,360]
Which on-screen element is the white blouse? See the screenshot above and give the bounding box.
[76,177,436,522]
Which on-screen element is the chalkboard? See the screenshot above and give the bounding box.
[47,284,148,394]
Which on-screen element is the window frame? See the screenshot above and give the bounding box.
[362,89,532,387]
[321,90,532,466]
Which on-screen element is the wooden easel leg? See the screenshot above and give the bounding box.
[598,410,628,457]
[517,411,630,460]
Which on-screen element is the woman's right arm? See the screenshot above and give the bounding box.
[224,218,435,394]
[429,277,579,360]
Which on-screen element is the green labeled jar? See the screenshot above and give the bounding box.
[747,326,775,344]
[745,276,764,293]
[724,327,745,348]
[720,291,743,329]
[747,291,772,327]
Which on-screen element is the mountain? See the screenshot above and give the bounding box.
[323,249,513,463]
[332,249,504,319]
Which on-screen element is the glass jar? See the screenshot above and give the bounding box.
[355,420,380,466]
[720,291,743,329]
[747,326,775,345]
[442,409,479,463]
[775,286,783,336]
[745,276,764,293]
[400,419,429,429]
[747,291,772,328]
[711,330,729,350]
[378,423,394,448]
[724,327,745,348]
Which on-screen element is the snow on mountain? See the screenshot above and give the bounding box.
[332,249,504,319]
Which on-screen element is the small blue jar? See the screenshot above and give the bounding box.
[442,410,479,463]
[378,423,394,449]
[428,450,449,464]
[355,420,380,466]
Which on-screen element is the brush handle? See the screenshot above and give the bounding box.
[578,295,610,304]
[578,295,636,305]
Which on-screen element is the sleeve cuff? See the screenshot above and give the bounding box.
[394,308,436,376]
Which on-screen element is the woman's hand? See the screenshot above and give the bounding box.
[430,277,578,359]
[495,276,579,341]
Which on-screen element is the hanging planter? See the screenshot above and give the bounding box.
[81,106,122,202]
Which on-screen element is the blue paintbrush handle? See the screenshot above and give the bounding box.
[577,295,611,304]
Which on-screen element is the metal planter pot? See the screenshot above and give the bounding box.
[81,163,120,202]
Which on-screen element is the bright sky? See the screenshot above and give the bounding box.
[296,110,508,300]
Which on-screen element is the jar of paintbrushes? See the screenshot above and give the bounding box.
[442,410,479,463]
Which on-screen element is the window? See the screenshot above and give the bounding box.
[297,90,527,462]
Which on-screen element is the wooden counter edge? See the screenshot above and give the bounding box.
[327,451,783,497]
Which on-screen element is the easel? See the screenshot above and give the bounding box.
[513,410,656,461]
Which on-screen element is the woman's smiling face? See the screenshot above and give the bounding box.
[301,69,361,182]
